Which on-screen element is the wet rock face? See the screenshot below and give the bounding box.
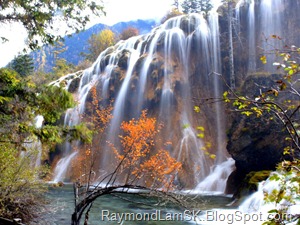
[68,77,81,93]
[227,115,284,174]
[225,74,293,194]
[118,50,131,69]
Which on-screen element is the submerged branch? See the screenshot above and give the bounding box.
[71,184,190,225]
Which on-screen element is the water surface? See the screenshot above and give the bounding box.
[39,184,234,225]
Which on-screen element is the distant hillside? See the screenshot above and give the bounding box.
[31,19,157,72]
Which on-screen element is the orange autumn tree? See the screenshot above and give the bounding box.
[71,85,113,183]
[72,111,183,225]
[89,85,113,133]
[111,110,181,190]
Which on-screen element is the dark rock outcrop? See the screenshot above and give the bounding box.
[225,74,293,194]
[227,114,284,172]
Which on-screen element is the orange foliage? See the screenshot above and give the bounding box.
[134,149,182,189]
[71,85,113,182]
[71,146,93,182]
[90,86,113,133]
[72,89,181,189]
[112,110,159,166]
[111,110,181,189]
[119,27,139,40]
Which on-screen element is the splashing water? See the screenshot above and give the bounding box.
[194,158,235,194]
[53,151,78,183]
[239,171,300,224]
[21,115,44,168]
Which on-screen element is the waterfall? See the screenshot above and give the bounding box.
[248,0,256,71]
[260,0,284,72]
[51,11,232,190]
[208,5,227,164]
[21,115,44,168]
[53,151,78,183]
[108,36,145,139]
[33,115,44,167]
[234,1,242,35]
[236,0,284,73]
[239,171,300,221]
[52,71,98,182]
[182,0,233,192]
[194,158,235,194]
[137,30,163,113]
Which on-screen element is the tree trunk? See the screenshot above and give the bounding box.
[71,182,80,225]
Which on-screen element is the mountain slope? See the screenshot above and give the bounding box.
[31,19,157,72]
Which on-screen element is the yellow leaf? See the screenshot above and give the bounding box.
[197,133,204,139]
[197,126,205,131]
[260,55,267,64]
[210,154,216,159]
[194,106,201,113]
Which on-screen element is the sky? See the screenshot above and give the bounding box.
[100,0,174,26]
[0,0,174,67]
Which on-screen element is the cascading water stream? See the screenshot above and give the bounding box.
[235,0,284,73]
[53,151,78,183]
[160,22,186,137]
[177,14,214,183]
[248,0,256,71]
[177,113,211,183]
[52,57,106,182]
[33,115,44,167]
[136,30,163,112]
[238,171,300,224]
[21,115,44,168]
[52,69,100,182]
[188,0,233,193]
[51,11,233,191]
[258,0,283,72]
[108,37,145,138]
[194,158,235,194]
[208,6,227,165]
[234,1,242,36]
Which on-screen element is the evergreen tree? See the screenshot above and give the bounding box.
[9,54,34,77]
[173,0,180,9]
[181,0,193,13]
[199,0,213,14]
[181,0,213,14]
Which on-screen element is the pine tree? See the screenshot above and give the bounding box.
[173,0,180,9]
[181,0,194,13]
[199,0,213,14]
[9,54,34,77]
[181,0,213,14]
